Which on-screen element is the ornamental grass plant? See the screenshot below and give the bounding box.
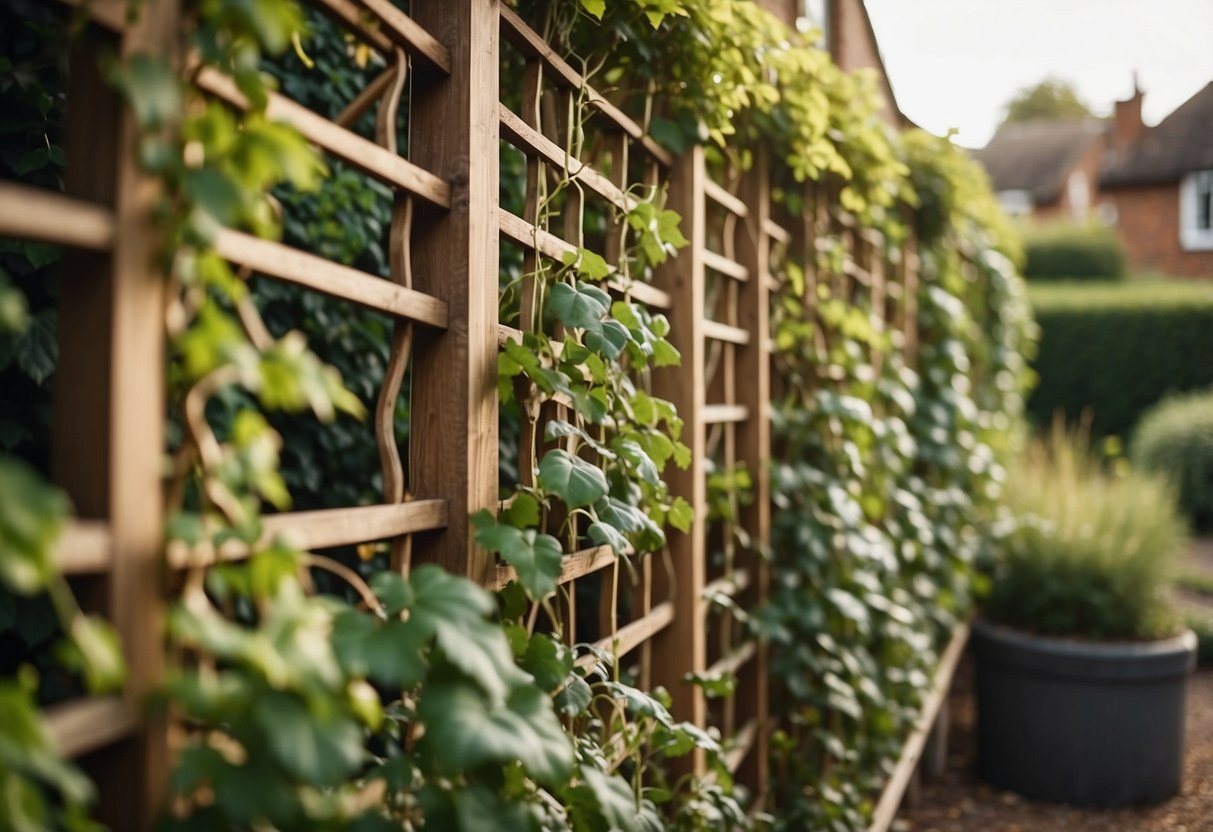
[985,422,1186,641]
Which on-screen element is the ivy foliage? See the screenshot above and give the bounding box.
[0,1,1035,830]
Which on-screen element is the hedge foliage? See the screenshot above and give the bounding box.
[1022,223,1126,281]
[1027,281,1213,438]
[1132,389,1213,531]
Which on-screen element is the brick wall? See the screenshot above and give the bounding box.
[829,0,899,126]
[1031,139,1106,224]
[1104,183,1213,278]
[753,0,797,25]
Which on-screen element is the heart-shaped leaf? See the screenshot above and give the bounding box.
[539,449,609,508]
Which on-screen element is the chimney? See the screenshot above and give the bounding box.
[1111,74,1145,151]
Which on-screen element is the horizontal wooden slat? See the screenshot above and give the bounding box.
[577,600,675,669]
[868,622,971,832]
[610,278,672,311]
[703,249,750,282]
[167,500,449,568]
[703,403,749,424]
[704,179,747,217]
[499,207,577,261]
[491,544,615,591]
[347,0,451,72]
[702,568,751,603]
[762,217,790,244]
[214,229,448,327]
[334,64,400,130]
[498,7,672,167]
[703,319,749,345]
[764,274,781,293]
[497,209,672,310]
[499,105,632,212]
[196,68,451,209]
[307,0,392,53]
[56,520,112,574]
[706,640,756,679]
[0,182,115,251]
[724,717,759,774]
[45,695,135,759]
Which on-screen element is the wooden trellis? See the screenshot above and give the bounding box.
[0,0,933,828]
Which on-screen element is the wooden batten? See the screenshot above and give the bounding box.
[650,146,708,773]
[407,0,501,585]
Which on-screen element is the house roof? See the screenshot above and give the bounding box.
[1102,82,1213,187]
[971,118,1106,204]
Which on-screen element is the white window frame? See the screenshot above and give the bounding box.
[996,189,1033,217]
[1179,169,1213,251]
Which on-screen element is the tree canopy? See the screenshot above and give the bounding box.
[1001,79,1095,125]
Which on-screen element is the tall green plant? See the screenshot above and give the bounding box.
[986,423,1185,640]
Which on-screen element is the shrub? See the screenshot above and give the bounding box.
[1022,223,1126,281]
[985,424,1186,640]
[1132,389,1213,531]
[1027,281,1213,437]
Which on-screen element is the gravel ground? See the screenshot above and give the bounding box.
[897,539,1213,832]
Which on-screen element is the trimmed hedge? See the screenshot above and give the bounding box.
[1027,281,1213,438]
[1132,388,1213,530]
[1023,224,1126,281]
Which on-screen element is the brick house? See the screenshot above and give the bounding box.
[971,119,1105,223]
[1100,82,1213,279]
[974,82,1213,279]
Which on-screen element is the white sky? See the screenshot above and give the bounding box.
[865,0,1213,149]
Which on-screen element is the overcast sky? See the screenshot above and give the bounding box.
[865,0,1213,149]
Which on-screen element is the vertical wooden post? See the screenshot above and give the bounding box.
[651,147,707,770]
[54,5,178,827]
[408,0,500,584]
[734,151,772,796]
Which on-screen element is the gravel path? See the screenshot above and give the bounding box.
[897,539,1213,832]
[894,664,1213,832]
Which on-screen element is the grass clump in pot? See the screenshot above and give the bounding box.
[985,423,1187,641]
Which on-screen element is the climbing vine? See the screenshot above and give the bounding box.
[0,1,1033,831]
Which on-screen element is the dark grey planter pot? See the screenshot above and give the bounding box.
[973,618,1197,808]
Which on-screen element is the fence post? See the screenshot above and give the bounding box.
[53,5,178,827]
[408,0,500,584]
[651,146,708,771]
[734,150,773,796]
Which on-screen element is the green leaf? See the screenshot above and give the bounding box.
[409,565,530,700]
[667,497,694,533]
[538,449,609,508]
[520,633,573,692]
[0,457,69,594]
[472,511,563,599]
[12,309,56,385]
[588,521,629,555]
[502,492,541,528]
[418,674,573,784]
[547,281,608,335]
[586,318,630,359]
[253,691,364,787]
[553,673,592,716]
[64,615,127,694]
[582,767,640,831]
[579,0,606,20]
[612,438,660,485]
[370,572,413,616]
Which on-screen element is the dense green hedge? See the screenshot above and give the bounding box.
[1027,281,1213,438]
[1132,389,1213,531]
[1022,224,1126,281]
